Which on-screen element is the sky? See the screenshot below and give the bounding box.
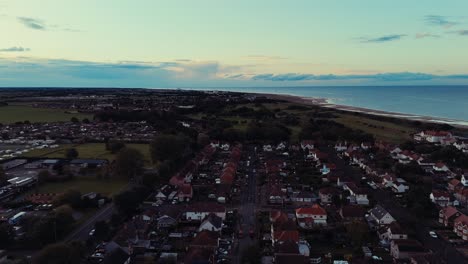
[1,0,468,87]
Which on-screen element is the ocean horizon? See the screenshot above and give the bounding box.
[182,85,468,122]
[3,85,467,122]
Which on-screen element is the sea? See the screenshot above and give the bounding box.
[188,86,468,123]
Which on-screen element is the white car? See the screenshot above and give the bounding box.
[429,231,437,238]
[89,229,95,236]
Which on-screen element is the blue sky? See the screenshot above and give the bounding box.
[1,0,468,87]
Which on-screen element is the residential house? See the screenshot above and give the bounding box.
[177,183,193,202]
[319,187,339,205]
[295,204,327,228]
[439,206,462,227]
[271,211,299,246]
[368,205,395,226]
[184,202,226,221]
[454,215,468,241]
[198,213,223,232]
[379,222,408,243]
[390,239,429,260]
[339,205,366,223]
[344,182,369,205]
[430,190,451,207]
[433,162,449,172]
[300,140,314,151]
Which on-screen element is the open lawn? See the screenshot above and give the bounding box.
[28,177,127,197]
[334,114,416,143]
[0,105,92,124]
[23,143,152,165]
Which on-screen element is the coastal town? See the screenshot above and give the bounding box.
[1,89,468,264]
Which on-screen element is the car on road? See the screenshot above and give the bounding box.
[429,231,438,238]
[89,229,95,236]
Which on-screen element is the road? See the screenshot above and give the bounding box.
[65,203,115,242]
[234,145,259,264]
[324,145,467,263]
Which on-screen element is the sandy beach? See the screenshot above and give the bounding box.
[261,93,468,129]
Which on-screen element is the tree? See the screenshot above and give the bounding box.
[114,186,149,216]
[82,118,90,124]
[197,133,210,147]
[0,223,14,248]
[93,220,110,240]
[0,166,7,186]
[241,245,261,264]
[70,117,79,123]
[345,221,370,247]
[37,170,51,184]
[113,147,144,179]
[106,141,126,154]
[34,242,85,264]
[65,148,79,159]
[149,134,190,163]
[55,189,82,208]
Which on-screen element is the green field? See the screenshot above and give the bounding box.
[0,105,92,124]
[23,143,152,165]
[27,177,127,197]
[334,114,416,143]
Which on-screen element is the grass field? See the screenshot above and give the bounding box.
[23,143,152,164]
[0,105,92,124]
[334,114,416,143]
[28,177,127,197]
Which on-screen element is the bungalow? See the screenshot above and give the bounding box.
[448,178,462,192]
[392,181,410,193]
[344,182,369,205]
[155,185,174,201]
[276,142,286,151]
[177,184,193,202]
[380,222,408,242]
[184,202,226,221]
[462,173,468,187]
[157,215,178,229]
[190,230,220,250]
[454,214,468,241]
[291,191,317,205]
[433,162,449,172]
[368,205,395,226]
[429,190,451,207]
[198,213,223,232]
[390,239,429,260]
[454,188,468,207]
[319,187,339,205]
[339,205,366,222]
[295,204,327,228]
[334,142,348,152]
[263,144,273,152]
[300,140,314,151]
[439,206,462,227]
[454,140,468,153]
[415,130,453,143]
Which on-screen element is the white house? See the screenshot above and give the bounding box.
[295,204,327,228]
[461,174,468,187]
[198,213,223,232]
[184,203,226,221]
[300,140,314,151]
[430,190,451,207]
[369,205,395,225]
[433,162,449,172]
[334,142,348,152]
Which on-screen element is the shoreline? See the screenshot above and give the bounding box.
[259,93,468,129]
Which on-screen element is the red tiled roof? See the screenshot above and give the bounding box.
[296,204,326,216]
[274,230,299,242]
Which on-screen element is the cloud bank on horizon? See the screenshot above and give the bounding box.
[1,0,468,87]
[1,58,468,87]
